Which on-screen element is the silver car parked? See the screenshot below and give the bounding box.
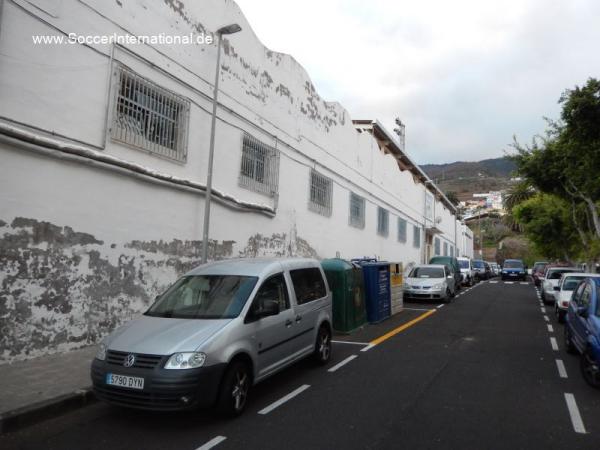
[403,264,456,303]
[91,258,333,416]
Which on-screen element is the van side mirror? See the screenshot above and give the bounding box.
[554,286,560,291]
[260,300,280,317]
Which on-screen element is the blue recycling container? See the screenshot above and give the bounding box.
[352,260,391,323]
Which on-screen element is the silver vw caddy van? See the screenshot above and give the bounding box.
[91,258,332,416]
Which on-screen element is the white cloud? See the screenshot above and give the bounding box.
[234,0,600,164]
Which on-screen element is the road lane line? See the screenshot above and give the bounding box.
[258,385,310,415]
[505,281,514,284]
[360,343,376,352]
[328,355,358,373]
[402,307,432,311]
[543,315,550,322]
[547,324,554,333]
[550,337,559,351]
[369,309,437,347]
[520,282,529,285]
[196,436,227,450]
[556,359,568,378]
[331,340,370,346]
[564,393,586,434]
[541,307,546,313]
[490,281,498,284]
[436,304,445,309]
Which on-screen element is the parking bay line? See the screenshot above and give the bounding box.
[368,309,437,348]
[196,436,227,450]
[548,324,554,333]
[258,385,310,415]
[331,340,371,346]
[550,337,559,351]
[564,393,586,434]
[328,355,358,373]
[543,315,550,322]
[556,359,568,378]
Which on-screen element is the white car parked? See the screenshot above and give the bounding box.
[403,264,456,303]
[554,272,600,322]
[457,257,475,286]
[541,267,581,305]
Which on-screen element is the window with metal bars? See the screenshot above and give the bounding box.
[349,192,365,229]
[443,242,448,256]
[397,218,407,243]
[413,225,421,248]
[239,133,279,196]
[111,65,190,162]
[377,207,389,237]
[435,237,441,255]
[308,170,333,216]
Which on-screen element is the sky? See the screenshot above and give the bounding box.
[234,0,600,165]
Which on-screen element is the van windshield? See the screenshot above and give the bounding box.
[145,275,258,319]
[458,260,469,269]
[409,267,444,278]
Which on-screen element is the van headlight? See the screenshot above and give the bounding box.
[432,283,444,290]
[95,343,107,361]
[165,352,207,369]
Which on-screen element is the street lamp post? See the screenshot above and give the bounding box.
[201,23,242,264]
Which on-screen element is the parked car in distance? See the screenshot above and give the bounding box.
[457,257,475,286]
[489,262,500,277]
[472,259,488,281]
[541,267,582,305]
[555,273,600,323]
[501,259,527,281]
[403,264,456,303]
[532,261,548,287]
[564,277,600,388]
[91,258,333,416]
[429,256,462,290]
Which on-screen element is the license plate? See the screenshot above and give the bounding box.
[106,373,144,390]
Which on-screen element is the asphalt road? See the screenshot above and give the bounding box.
[2,280,600,450]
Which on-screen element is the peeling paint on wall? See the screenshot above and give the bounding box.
[0,217,234,363]
[239,231,319,259]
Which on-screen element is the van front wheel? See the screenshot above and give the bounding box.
[216,361,250,417]
[314,326,331,365]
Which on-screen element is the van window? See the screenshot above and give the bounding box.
[251,273,290,314]
[145,275,258,319]
[290,268,327,304]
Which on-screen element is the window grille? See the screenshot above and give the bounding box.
[413,225,421,248]
[309,170,333,216]
[349,192,365,229]
[111,65,190,162]
[397,218,407,243]
[435,237,441,255]
[443,242,448,256]
[377,207,389,237]
[450,246,454,257]
[239,133,279,196]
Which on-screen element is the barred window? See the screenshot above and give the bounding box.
[377,207,389,237]
[239,133,279,196]
[397,218,407,243]
[111,66,190,162]
[413,225,421,248]
[443,242,448,256]
[349,192,365,229]
[434,237,441,255]
[450,246,454,257]
[309,170,333,216]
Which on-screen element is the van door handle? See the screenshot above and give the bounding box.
[295,315,302,323]
[285,319,293,327]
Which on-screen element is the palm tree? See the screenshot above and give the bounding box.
[503,181,535,232]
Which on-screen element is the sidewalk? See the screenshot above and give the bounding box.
[0,346,97,434]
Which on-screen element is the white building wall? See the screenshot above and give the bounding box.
[0,0,468,362]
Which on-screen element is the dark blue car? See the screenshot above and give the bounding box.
[565,277,600,388]
[501,259,526,281]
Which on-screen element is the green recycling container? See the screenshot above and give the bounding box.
[321,258,367,333]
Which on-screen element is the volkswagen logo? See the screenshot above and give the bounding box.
[123,354,136,367]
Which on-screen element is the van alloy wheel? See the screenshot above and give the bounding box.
[314,326,331,365]
[217,361,250,416]
[581,350,600,389]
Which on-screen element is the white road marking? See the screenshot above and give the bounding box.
[520,282,529,285]
[547,324,554,333]
[543,315,550,322]
[258,385,310,415]
[490,281,499,284]
[541,307,546,313]
[505,281,514,284]
[331,340,370,346]
[196,436,227,450]
[436,304,445,309]
[564,393,586,434]
[401,308,432,312]
[550,337,559,351]
[328,355,358,373]
[360,343,376,352]
[556,359,568,378]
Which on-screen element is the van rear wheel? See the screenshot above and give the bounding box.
[216,361,250,417]
[314,326,331,365]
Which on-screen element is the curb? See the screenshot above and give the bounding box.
[0,388,97,435]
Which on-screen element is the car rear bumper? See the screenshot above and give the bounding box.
[91,358,226,411]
